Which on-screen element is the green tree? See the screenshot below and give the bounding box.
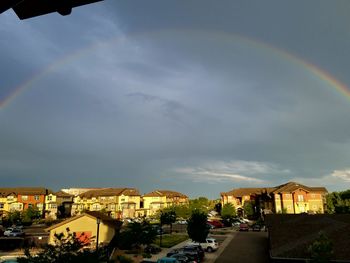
[17,228,112,263]
[187,210,209,242]
[117,221,157,249]
[160,210,176,233]
[221,203,236,226]
[243,201,254,218]
[189,197,210,213]
[308,232,333,263]
[22,206,41,225]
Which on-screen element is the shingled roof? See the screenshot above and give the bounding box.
[0,187,52,196]
[272,182,327,194]
[222,182,327,197]
[79,188,140,198]
[143,190,188,198]
[221,187,276,197]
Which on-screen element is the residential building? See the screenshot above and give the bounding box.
[221,182,327,215]
[45,191,74,219]
[46,211,121,246]
[0,187,52,216]
[71,188,141,219]
[143,190,189,217]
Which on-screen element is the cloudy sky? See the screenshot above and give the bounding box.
[1,1,350,198]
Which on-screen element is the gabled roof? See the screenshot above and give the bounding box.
[143,190,188,198]
[221,187,276,197]
[0,187,52,196]
[45,211,121,231]
[79,188,140,198]
[272,182,327,194]
[222,182,327,197]
[54,190,74,198]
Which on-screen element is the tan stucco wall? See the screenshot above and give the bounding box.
[48,215,115,246]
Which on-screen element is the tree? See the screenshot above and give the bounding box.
[308,232,333,263]
[160,210,176,233]
[117,221,157,250]
[189,197,210,213]
[243,201,254,218]
[22,206,41,225]
[17,228,112,263]
[221,203,236,226]
[187,210,209,242]
[214,203,222,215]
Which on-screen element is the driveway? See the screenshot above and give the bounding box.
[214,231,269,263]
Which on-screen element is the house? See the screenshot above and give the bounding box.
[221,182,327,215]
[46,211,121,246]
[71,188,141,219]
[265,214,350,261]
[45,191,74,219]
[0,187,52,217]
[143,190,189,217]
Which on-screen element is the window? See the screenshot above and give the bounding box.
[47,196,53,201]
[34,195,40,201]
[50,204,57,209]
[121,198,125,202]
[22,195,28,201]
[28,204,33,208]
[0,203,4,209]
[109,196,114,200]
[298,195,304,202]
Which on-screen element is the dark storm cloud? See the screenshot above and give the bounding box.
[0,1,349,198]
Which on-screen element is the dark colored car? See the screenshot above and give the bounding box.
[144,244,162,254]
[170,253,191,263]
[182,245,205,261]
[252,224,261,231]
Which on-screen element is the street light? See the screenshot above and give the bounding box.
[96,217,101,252]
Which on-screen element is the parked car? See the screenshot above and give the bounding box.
[239,223,249,231]
[144,244,162,254]
[187,237,219,252]
[169,253,191,263]
[3,228,24,237]
[252,224,261,231]
[167,248,201,263]
[181,245,205,261]
[207,220,223,228]
[157,257,180,263]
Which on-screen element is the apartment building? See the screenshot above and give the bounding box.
[0,187,52,217]
[221,182,327,215]
[143,190,189,216]
[45,191,74,219]
[71,188,141,219]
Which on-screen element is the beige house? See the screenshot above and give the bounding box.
[45,191,74,219]
[46,211,120,246]
[71,188,141,219]
[221,182,327,215]
[143,190,189,217]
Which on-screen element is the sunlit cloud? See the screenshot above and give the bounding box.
[174,160,290,184]
[331,169,350,182]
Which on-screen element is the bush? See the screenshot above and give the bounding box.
[142,252,152,258]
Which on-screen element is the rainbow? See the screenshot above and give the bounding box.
[1,29,349,109]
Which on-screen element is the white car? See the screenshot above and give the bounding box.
[187,237,219,252]
[3,228,24,237]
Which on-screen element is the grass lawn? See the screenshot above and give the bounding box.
[154,234,189,248]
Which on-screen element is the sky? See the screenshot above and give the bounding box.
[1,1,350,199]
